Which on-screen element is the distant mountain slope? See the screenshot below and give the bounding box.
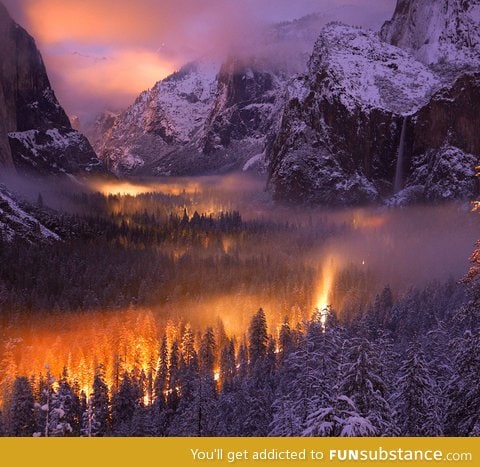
[97,61,219,175]
[92,14,328,177]
[0,2,105,177]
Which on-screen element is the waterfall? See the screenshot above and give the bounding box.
[394,116,407,194]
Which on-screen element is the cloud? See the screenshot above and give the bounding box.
[2,0,397,120]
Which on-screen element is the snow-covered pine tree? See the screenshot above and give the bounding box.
[47,390,73,437]
[8,376,36,436]
[339,337,394,435]
[277,310,343,437]
[219,339,236,391]
[152,335,169,435]
[170,328,217,436]
[446,329,480,435]
[111,372,141,435]
[243,329,276,436]
[392,340,441,436]
[89,366,110,436]
[57,369,81,435]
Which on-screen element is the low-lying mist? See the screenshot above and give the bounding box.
[3,171,478,298]
[1,171,477,393]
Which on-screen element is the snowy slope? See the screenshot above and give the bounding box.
[0,185,59,243]
[309,24,440,114]
[97,61,219,174]
[380,0,480,68]
[8,128,103,175]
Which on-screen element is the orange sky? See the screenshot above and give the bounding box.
[3,0,395,121]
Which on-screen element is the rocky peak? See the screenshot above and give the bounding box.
[95,61,218,174]
[267,22,480,205]
[202,57,286,154]
[308,23,440,114]
[380,0,480,68]
[0,2,104,176]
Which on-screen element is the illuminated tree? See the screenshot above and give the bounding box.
[180,325,194,365]
[248,308,268,369]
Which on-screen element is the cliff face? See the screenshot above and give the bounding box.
[0,2,104,176]
[267,24,440,205]
[380,0,480,68]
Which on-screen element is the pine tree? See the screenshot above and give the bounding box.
[47,389,73,437]
[89,367,110,436]
[219,339,236,391]
[55,369,81,436]
[170,328,218,436]
[152,335,169,435]
[272,313,340,436]
[248,308,268,369]
[37,367,55,437]
[166,341,180,414]
[392,340,441,436]
[8,377,36,436]
[278,316,295,361]
[111,372,139,435]
[446,330,480,435]
[339,337,394,436]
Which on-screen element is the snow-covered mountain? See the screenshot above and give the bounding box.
[97,61,218,174]
[95,58,291,176]
[0,2,105,177]
[93,2,479,205]
[380,0,480,68]
[266,0,480,206]
[92,14,329,177]
[267,24,443,205]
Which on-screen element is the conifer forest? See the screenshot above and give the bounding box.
[1,175,479,437]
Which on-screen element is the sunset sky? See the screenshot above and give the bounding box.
[3,0,396,121]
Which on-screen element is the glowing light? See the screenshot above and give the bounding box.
[214,369,220,382]
[351,211,387,230]
[314,255,337,328]
[89,180,202,198]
